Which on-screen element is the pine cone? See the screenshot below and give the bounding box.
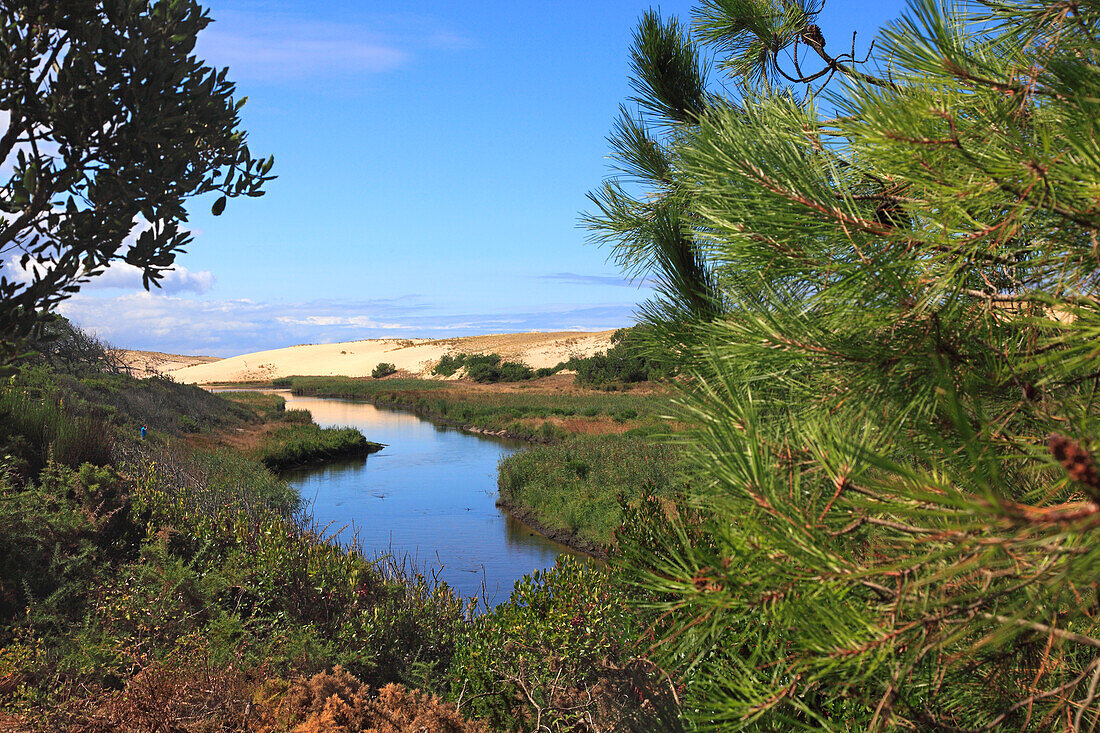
[1048,433,1100,501]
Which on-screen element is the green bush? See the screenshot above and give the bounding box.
[452,557,679,731]
[432,353,535,383]
[431,354,465,377]
[372,362,397,379]
[569,327,676,388]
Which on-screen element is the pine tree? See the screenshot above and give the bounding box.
[592,1,1100,728]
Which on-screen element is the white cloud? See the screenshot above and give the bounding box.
[201,26,409,79]
[58,292,638,356]
[84,262,215,294]
[2,257,214,295]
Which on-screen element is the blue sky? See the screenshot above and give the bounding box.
[61,0,908,356]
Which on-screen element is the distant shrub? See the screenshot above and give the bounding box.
[569,326,676,388]
[271,377,293,387]
[497,361,533,382]
[431,354,465,377]
[372,362,397,379]
[534,361,568,379]
[433,353,535,383]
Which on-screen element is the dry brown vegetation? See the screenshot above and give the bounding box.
[274,667,488,733]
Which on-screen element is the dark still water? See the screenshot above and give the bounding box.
[272,392,578,603]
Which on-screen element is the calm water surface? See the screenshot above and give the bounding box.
[269,392,578,603]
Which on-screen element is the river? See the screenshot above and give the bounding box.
[269,391,579,604]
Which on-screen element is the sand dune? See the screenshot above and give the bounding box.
[164,331,617,384]
[115,350,221,378]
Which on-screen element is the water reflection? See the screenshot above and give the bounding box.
[267,392,581,604]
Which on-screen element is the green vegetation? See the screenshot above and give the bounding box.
[431,352,535,383]
[371,361,397,378]
[498,435,681,550]
[589,0,1100,728]
[453,556,680,731]
[425,327,673,389]
[253,424,382,471]
[279,375,668,442]
[219,391,383,470]
[0,332,677,729]
[0,365,467,726]
[568,327,676,389]
[0,0,272,360]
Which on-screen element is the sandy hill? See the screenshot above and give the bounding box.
[164,331,617,385]
[116,350,222,379]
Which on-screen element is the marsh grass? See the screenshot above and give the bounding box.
[1,370,113,471]
[278,376,669,441]
[253,424,382,471]
[498,435,682,547]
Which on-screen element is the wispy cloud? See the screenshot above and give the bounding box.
[539,272,651,288]
[197,11,469,82]
[59,292,636,356]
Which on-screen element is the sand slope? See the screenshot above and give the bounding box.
[167,331,616,384]
[116,350,221,378]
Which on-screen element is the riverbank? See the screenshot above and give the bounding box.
[0,356,677,730]
[273,374,668,441]
[211,391,383,470]
[265,375,683,555]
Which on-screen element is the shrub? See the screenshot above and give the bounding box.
[569,327,674,388]
[452,557,679,731]
[431,354,465,377]
[497,361,532,382]
[372,362,397,379]
[275,667,488,732]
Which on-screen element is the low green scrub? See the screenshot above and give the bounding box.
[0,368,467,723]
[372,362,397,378]
[253,423,383,471]
[452,556,680,731]
[0,331,682,729]
[566,326,677,389]
[432,352,534,383]
[498,434,682,547]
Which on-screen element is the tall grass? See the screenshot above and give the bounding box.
[498,434,682,547]
[253,424,382,471]
[0,375,112,469]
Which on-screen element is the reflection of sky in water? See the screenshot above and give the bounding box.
[272,392,581,604]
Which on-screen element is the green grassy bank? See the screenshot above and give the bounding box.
[497,434,683,554]
[220,391,383,471]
